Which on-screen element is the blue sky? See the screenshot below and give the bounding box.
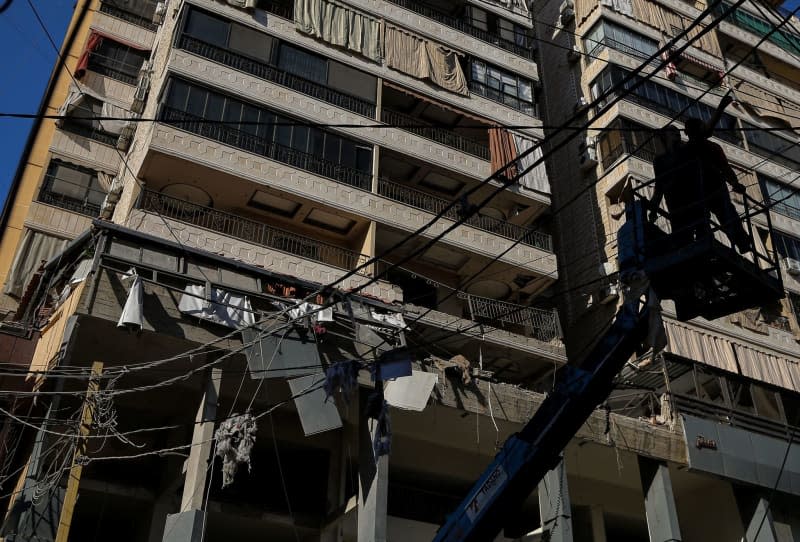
[0,0,72,208]
[0,0,799,210]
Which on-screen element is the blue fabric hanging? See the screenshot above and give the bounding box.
[323,359,360,403]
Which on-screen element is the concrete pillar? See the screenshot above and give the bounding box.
[538,459,573,542]
[639,458,682,542]
[163,368,221,542]
[744,498,778,542]
[357,391,388,542]
[589,505,607,542]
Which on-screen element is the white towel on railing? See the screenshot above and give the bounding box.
[179,284,256,329]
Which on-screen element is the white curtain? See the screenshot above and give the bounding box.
[179,284,256,329]
[514,135,551,194]
[3,230,68,298]
[294,0,382,62]
[99,101,129,135]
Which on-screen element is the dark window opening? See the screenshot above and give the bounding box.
[39,159,106,216]
[88,38,148,85]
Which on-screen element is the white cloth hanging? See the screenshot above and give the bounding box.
[179,284,256,329]
[514,135,551,194]
[369,309,408,329]
[118,269,143,330]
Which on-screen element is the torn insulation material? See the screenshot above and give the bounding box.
[215,413,257,488]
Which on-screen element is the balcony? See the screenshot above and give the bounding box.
[381,108,490,159]
[464,293,561,342]
[87,52,140,85]
[159,106,373,190]
[99,1,159,32]
[600,142,657,170]
[376,177,552,251]
[385,0,535,60]
[38,173,105,218]
[176,34,376,118]
[60,120,118,147]
[138,190,369,271]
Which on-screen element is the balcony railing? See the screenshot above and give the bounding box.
[99,1,159,32]
[377,178,552,251]
[464,293,562,342]
[177,35,376,118]
[385,0,535,59]
[38,175,105,217]
[587,36,657,62]
[382,108,490,159]
[159,106,373,190]
[600,142,657,170]
[87,52,142,85]
[139,190,369,271]
[60,120,119,147]
[468,80,537,117]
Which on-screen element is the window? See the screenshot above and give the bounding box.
[720,2,800,56]
[60,95,118,145]
[161,77,374,185]
[179,7,377,108]
[743,122,800,171]
[100,0,159,28]
[597,118,662,169]
[39,160,106,216]
[88,38,148,84]
[760,175,800,220]
[590,65,742,145]
[773,232,800,261]
[464,5,533,49]
[469,60,535,115]
[584,19,658,59]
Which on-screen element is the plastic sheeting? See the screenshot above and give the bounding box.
[178,284,255,329]
[117,269,143,330]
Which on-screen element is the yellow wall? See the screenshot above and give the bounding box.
[0,0,97,309]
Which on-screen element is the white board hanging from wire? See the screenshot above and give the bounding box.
[384,370,438,411]
[242,324,322,380]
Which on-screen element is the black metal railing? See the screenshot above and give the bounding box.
[462,293,562,342]
[99,1,159,31]
[671,392,798,442]
[382,108,490,159]
[159,106,373,190]
[87,52,142,85]
[139,190,369,270]
[468,80,537,117]
[38,175,105,217]
[177,35,376,118]
[259,0,294,19]
[385,0,534,59]
[377,178,552,251]
[601,142,658,170]
[60,120,119,147]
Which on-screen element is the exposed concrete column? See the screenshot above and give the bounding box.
[744,498,778,542]
[589,505,607,542]
[538,458,573,542]
[357,390,388,542]
[163,368,221,542]
[639,458,682,542]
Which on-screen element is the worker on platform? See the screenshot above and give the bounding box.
[682,92,752,253]
[648,125,702,244]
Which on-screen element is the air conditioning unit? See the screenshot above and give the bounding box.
[131,61,152,114]
[559,0,575,24]
[578,138,598,171]
[566,45,581,63]
[599,283,620,305]
[116,121,136,151]
[153,2,167,24]
[785,257,800,275]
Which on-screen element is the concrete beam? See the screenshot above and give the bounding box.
[639,459,682,542]
[180,368,221,511]
[358,390,388,542]
[744,498,778,542]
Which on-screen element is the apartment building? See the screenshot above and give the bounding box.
[532,0,800,538]
[2,0,800,541]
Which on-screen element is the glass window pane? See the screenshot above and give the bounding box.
[229,22,274,62]
[167,79,190,110]
[185,9,229,47]
[324,135,340,163]
[292,125,310,152]
[278,44,327,84]
[241,104,260,135]
[205,93,224,122]
[186,87,207,117]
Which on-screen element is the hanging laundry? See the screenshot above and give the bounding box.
[324,359,361,403]
[117,269,143,330]
[178,284,256,329]
[214,413,257,488]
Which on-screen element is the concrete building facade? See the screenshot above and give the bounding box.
[0,0,799,541]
